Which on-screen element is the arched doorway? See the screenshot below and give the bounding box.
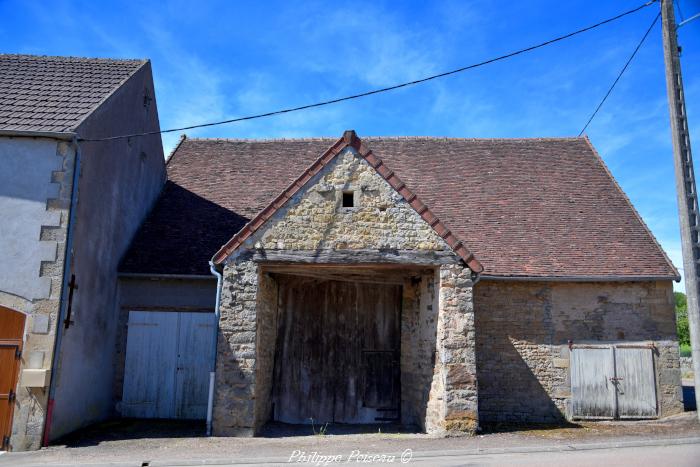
[0,306,25,450]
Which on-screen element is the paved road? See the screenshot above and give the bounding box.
[4,439,699,467]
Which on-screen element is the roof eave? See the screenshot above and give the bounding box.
[0,129,76,140]
[479,274,681,283]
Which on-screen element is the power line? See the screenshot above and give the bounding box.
[81,0,658,143]
[578,12,661,136]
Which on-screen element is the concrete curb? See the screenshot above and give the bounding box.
[9,436,700,467]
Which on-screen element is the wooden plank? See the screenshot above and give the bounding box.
[273,277,336,424]
[272,277,401,425]
[0,306,25,340]
[122,311,179,418]
[175,313,216,419]
[0,306,24,448]
[267,269,409,286]
[0,344,20,449]
[570,347,615,419]
[250,249,460,266]
[614,347,658,418]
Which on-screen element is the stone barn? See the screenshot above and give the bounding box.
[119,130,683,437]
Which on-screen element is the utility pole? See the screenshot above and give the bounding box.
[661,0,700,418]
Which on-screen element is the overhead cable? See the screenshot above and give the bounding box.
[80,0,658,143]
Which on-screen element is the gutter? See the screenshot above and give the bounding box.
[0,129,76,140]
[206,261,224,436]
[42,136,82,446]
[117,272,215,281]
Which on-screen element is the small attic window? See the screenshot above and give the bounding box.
[342,191,355,208]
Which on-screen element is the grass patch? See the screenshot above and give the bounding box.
[680,344,692,358]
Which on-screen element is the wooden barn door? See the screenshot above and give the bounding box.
[273,277,401,424]
[571,345,657,420]
[122,311,215,419]
[0,306,25,450]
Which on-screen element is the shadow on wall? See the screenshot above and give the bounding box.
[475,282,568,426]
[476,332,569,426]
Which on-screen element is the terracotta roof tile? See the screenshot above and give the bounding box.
[120,133,678,280]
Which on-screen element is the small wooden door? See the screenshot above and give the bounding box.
[571,345,657,420]
[0,306,25,450]
[273,277,401,424]
[122,311,215,419]
[615,347,657,418]
[571,347,616,419]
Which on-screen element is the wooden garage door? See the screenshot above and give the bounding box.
[122,311,215,419]
[571,345,657,419]
[0,306,25,450]
[273,277,401,424]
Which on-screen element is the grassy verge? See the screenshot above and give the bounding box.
[680,343,692,358]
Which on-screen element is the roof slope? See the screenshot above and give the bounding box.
[120,134,678,280]
[0,54,145,133]
[211,131,482,272]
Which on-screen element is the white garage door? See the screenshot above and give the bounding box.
[122,311,216,419]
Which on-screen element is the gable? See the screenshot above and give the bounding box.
[253,148,448,251]
[212,131,482,272]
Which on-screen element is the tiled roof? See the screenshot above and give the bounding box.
[211,131,483,272]
[120,133,679,280]
[0,54,145,132]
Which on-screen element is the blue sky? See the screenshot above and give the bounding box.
[1,0,698,289]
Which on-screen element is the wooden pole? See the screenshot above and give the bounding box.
[661,0,700,418]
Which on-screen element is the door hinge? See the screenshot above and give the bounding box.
[2,435,9,450]
[15,348,21,359]
[8,390,15,403]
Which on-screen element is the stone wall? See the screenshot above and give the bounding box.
[433,264,478,434]
[474,280,683,423]
[253,272,279,430]
[241,148,451,253]
[0,138,75,451]
[400,270,438,430]
[213,259,259,436]
[214,146,479,435]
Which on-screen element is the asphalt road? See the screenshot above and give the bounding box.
[3,439,699,467]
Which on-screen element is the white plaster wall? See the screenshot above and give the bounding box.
[0,137,62,301]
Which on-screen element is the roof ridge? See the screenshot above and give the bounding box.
[211,130,483,273]
[0,53,146,63]
[185,137,337,142]
[166,134,188,166]
[183,135,585,143]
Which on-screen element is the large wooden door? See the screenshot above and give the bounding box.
[122,311,215,419]
[0,306,25,450]
[273,277,401,424]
